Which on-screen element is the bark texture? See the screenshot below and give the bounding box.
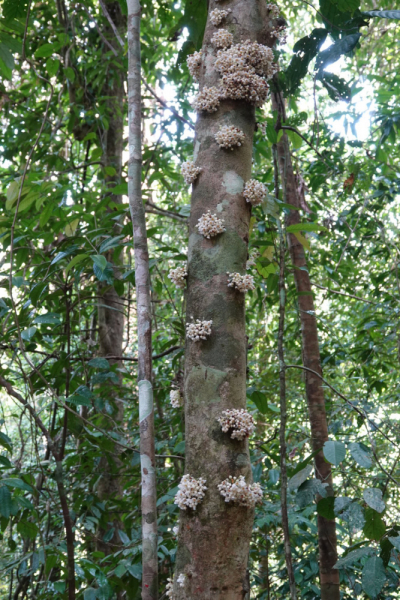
[272,92,340,600]
[96,0,126,558]
[277,228,297,600]
[174,3,274,598]
[127,1,158,597]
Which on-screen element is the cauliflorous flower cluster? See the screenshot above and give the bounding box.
[243,179,267,206]
[196,211,226,238]
[217,409,255,440]
[213,40,277,105]
[166,578,175,599]
[246,249,260,270]
[186,319,213,341]
[168,265,187,289]
[215,125,245,150]
[170,389,183,408]
[174,474,207,510]
[218,476,263,507]
[266,3,280,18]
[181,160,202,184]
[215,40,276,79]
[210,8,231,26]
[211,29,233,49]
[192,86,221,113]
[221,71,269,104]
[172,525,179,536]
[271,25,287,44]
[177,574,186,588]
[227,272,255,293]
[187,50,202,80]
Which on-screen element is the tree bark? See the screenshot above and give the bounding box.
[272,91,340,600]
[174,2,274,598]
[127,1,158,598]
[96,0,126,558]
[277,225,297,600]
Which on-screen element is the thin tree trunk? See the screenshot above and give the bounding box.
[96,0,126,558]
[127,1,158,598]
[175,2,274,597]
[277,224,297,600]
[272,91,340,600]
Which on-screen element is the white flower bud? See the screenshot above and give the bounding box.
[210,8,231,26]
[243,179,267,206]
[227,272,255,293]
[186,319,213,342]
[168,265,187,289]
[170,389,183,408]
[211,29,234,49]
[217,409,255,440]
[218,475,263,507]
[174,474,207,510]
[192,86,221,113]
[181,160,202,185]
[215,125,245,150]
[196,211,226,239]
[186,50,202,80]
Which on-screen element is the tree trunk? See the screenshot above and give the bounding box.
[127,1,158,598]
[272,91,340,600]
[96,0,126,557]
[175,3,274,598]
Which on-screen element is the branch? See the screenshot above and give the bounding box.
[141,78,195,130]
[98,0,125,48]
[310,282,377,305]
[77,3,119,56]
[280,126,332,166]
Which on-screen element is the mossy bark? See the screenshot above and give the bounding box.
[174,2,274,597]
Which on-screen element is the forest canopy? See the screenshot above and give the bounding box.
[0,0,400,599]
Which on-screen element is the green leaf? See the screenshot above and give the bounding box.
[64,66,75,81]
[286,129,303,149]
[114,563,127,577]
[318,72,352,102]
[34,313,62,325]
[362,10,400,19]
[84,588,98,600]
[91,255,108,272]
[65,254,89,275]
[111,183,128,195]
[315,33,361,73]
[99,236,124,253]
[17,520,39,540]
[2,0,28,21]
[334,496,352,515]
[363,508,386,541]
[281,28,327,95]
[0,432,12,452]
[126,563,142,580]
[362,556,386,598]
[363,488,385,513]
[0,485,12,518]
[288,464,313,490]
[0,456,12,468]
[349,442,372,468]
[317,496,335,520]
[249,391,269,414]
[46,57,60,76]
[0,42,14,70]
[388,535,400,550]
[286,222,328,233]
[34,43,58,59]
[342,503,365,531]
[334,546,373,568]
[118,529,130,545]
[88,358,110,370]
[323,441,346,466]
[2,478,34,492]
[21,327,37,341]
[296,478,327,508]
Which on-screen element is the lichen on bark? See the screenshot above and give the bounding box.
[174,1,275,597]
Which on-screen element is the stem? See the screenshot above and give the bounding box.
[277,223,297,600]
[127,1,158,597]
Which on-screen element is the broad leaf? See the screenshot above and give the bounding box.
[281,28,327,95]
[362,556,386,598]
[317,496,335,519]
[349,442,372,468]
[288,464,313,490]
[362,10,400,19]
[363,488,385,513]
[363,508,386,541]
[323,440,346,465]
[334,546,373,568]
[315,33,362,73]
[0,485,12,518]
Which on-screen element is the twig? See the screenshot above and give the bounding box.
[141,78,195,130]
[310,282,377,305]
[77,3,119,56]
[98,0,125,48]
[280,126,332,167]
[335,193,370,271]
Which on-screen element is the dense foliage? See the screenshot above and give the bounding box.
[1,0,400,598]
